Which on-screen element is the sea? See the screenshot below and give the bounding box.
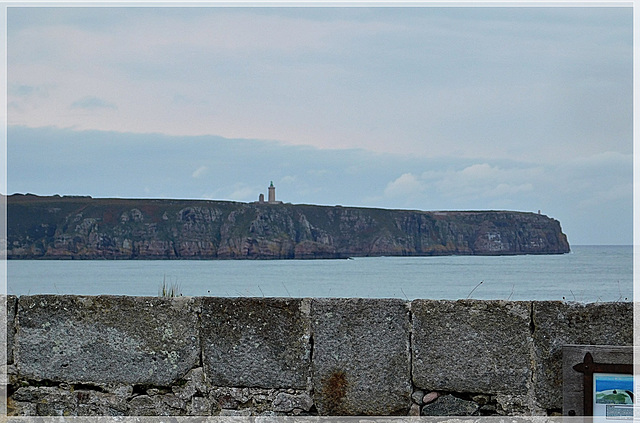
[5,245,633,303]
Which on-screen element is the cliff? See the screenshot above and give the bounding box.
[6,194,570,259]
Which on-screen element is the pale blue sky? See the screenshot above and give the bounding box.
[6,5,633,245]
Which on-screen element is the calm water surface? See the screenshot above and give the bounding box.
[7,245,632,303]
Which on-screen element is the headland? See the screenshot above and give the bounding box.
[6,193,570,259]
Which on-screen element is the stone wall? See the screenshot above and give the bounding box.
[5,295,632,417]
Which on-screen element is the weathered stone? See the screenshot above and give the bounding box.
[423,392,439,404]
[172,367,208,400]
[219,408,252,416]
[272,392,313,412]
[311,298,411,415]
[127,395,157,415]
[412,299,532,395]
[74,389,128,416]
[188,396,213,415]
[161,393,187,411]
[103,383,133,397]
[201,297,311,389]
[11,386,76,416]
[6,363,17,385]
[7,398,37,416]
[7,296,633,417]
[532,301,633,410]
[127,393,186,416]
[12,386,52,403]
[495,393,535,415]
[230,387,251,403]
[409,403,421,416]
[421,394,479,416]
[411,389,424,404]
[15,295,200,386]
[479,403,498,414]
[6,295,17,364]
[471,394,491,406]
[213,392,239,409]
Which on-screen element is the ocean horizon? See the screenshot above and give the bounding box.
[7,244,632,303]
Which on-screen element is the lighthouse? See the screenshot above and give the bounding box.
[268,181,276,203]
[256,181,282,204]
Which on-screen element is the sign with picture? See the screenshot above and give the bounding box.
[570,351,634,420]
[593,372,634,421]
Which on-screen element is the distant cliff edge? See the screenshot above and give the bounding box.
[6,194,570,259]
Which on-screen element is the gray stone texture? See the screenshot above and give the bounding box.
[412,299,533,395]
[310,298,412,415]
[7,295,17,364]
[532,301,633,410]
[200,297,311,389]
[14,295,200,385]
[11,386,78,416]
[172,367,208,401]
[6,295,635,417]
[272,392,314,412]
[421,394,480,416]
[127,393,187,416]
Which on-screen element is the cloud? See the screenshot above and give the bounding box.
[191,166,208,179]
[384,173,423,198]
[486,183,533,197]
[307,169,330,177]
[8,83,50,98]
[227,184,257,202]
[381,165,539,210]
[280,175,297,184]
[7,7,631,163]
[70,96,117,110]
[7,126,632,245]
[564,150,630,171]
[577,182,632,209]
[428,163,544,202]
[8,83,53,113]
[556,151,633,210]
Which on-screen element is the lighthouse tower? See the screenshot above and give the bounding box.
[268,181,276,204]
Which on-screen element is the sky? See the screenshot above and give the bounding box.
[5,4,633,245]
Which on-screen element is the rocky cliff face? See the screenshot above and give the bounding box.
[6,194,570,259]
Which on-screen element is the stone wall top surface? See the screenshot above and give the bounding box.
[200,297,311,389]
[15,295,201,386]
[411,299,533,395]
[310,298,412,416]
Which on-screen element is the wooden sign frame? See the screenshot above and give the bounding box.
[572,351,634,417]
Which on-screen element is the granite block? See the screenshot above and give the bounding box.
[311,298,412,415]
[412,299,533,395]
[200,297,311,389]
[532,301,633,410]
[14,295,200,385]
